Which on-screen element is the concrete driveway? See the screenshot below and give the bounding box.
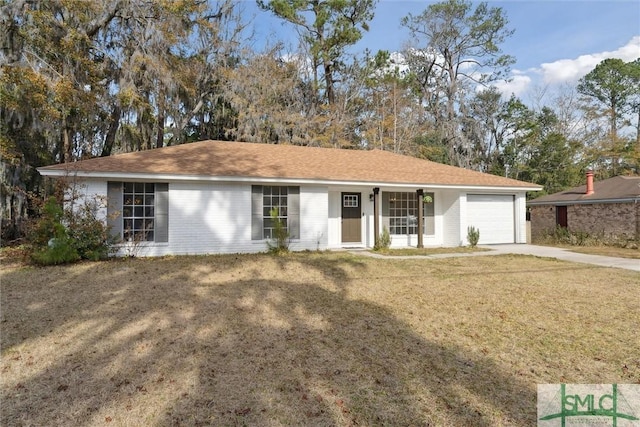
[357,244,640,272]
[480,244,640,272]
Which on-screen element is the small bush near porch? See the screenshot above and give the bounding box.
[1,252,638,426]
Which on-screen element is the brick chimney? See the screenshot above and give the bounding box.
[586,170,594,195]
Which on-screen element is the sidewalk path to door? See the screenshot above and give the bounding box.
[355,244,640,272]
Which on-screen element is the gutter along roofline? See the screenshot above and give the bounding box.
[528,197,640,206]
[37,169,542,192]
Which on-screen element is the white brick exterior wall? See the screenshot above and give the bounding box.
[71,180,331,256]
[67,179,108,220]
[164,182,254,255]
[69,178,528,256]
[327,191,342,248]
[514,193,528,243]
[295,185,329,251]
[441,190,462,246]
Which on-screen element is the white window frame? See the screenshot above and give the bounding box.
[343,194,359,208]
[122,183,155,242]
[387,191,435,235]
[262,186,288,239]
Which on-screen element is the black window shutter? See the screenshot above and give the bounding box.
[155,183,169,242]
[107,182,122,240]
[381,191,390,230]
[251,185,263,240]
[382,192,390,216]
[288,186,300,239]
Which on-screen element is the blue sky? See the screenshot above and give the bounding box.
[245,0,640,102]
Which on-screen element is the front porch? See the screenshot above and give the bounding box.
[326,186,448,250]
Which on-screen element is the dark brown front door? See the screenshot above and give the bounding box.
[341,193,361,243]
[556,206,568,228]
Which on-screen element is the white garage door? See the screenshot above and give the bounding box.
[467,194,515,244]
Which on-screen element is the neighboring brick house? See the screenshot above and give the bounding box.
[528,172,640,241]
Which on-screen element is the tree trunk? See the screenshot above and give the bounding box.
[324,61,334,105]
[101,105,121,157]
[445,56,460,167]
[393,81,398,153]
[611,108,619,171]
[156,109,164,148]
[636,109,640,148]
[155,83,165,149]
[62,117,72,163]
[177,97,205,140]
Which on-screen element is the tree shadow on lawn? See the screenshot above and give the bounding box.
[1,254,534,426]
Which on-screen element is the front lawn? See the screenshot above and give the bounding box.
[370,246,490,256]
[1,253,638,426]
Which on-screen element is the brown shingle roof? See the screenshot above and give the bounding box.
[528,175,640,204]
[39,140,539,188]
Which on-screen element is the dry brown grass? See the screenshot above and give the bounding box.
[1,252,639,426]
[371,246,490,256]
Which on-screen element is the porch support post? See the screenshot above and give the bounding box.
[417,189,424,248]
[373,187,380,248]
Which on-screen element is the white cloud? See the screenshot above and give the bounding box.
[279,52,315,80]
[491,36,639,100]
[385,51,410,76]
[493,71,532,98]
[394,37,639,101]
[539,36,640,84]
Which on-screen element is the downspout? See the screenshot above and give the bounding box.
[373,187,380,248]
[417,189,424,248]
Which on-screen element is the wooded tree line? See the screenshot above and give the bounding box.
[1,0,639,239]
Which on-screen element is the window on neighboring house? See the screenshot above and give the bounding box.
[252,185,299,240]
[383,191,435,235]
[556,205,568,228]
[107,182,168,243]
